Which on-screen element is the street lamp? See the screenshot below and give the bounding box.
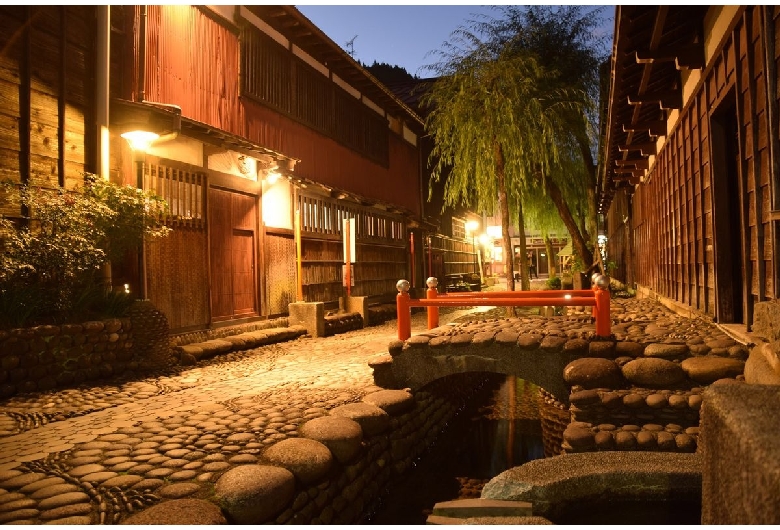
[465,219,479,275]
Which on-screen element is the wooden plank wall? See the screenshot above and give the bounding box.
[427,235,477,277]
[265,233,297,316]
[144,161,209,331]
[624,6,777,324]
[294,193,408,304]
[146,226,209,331]
[0,5,95,210]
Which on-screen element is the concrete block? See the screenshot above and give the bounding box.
[432,499,533,518]
[288,302,325,338]
[753,300,780,341]
[701,384,780,524]
[343,296,369,328]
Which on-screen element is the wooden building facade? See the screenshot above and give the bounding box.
[601,6,780,330]
[1,5,427,332]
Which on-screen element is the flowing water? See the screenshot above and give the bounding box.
[362,373,544,524]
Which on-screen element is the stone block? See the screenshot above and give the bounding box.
[701,384,780,524]
[288,302,325,338]
[342,296,369,328]
[753,300,780,341]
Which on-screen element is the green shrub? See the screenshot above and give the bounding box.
[0,175,170,328]
[545,276,562,290]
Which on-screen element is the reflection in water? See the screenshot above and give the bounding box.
[363,374,545,525]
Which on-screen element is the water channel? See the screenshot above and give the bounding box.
[361,371,702,525]
[362,372,545,524]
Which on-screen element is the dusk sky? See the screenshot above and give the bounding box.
[296,5,615,78]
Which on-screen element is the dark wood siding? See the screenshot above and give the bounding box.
[245,99,421,217]
[0,5,95,208]
[609,6,777,326]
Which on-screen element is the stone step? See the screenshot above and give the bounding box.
[431,498,533,518]
[426,515,465,525]
[426,514,552,525]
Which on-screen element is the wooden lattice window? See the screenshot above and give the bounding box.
[297,193,404,243]
[145,164,206,228]
[241,28,292,114]
[241,24,389,166]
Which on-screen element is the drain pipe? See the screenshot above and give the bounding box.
[96,5,110,181]
[137,5,146,103]
[96,5,112,290]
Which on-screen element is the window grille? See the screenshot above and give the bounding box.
[297,193,404,243]
[452,218,466,240]
[241,25,389,166]
[145,164,206,228]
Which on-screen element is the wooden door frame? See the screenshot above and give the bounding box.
[709,87,747,324]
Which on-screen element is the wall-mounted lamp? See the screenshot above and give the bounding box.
[120,130,159,153]
[266,171,280,184]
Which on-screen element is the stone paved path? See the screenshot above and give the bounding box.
[0,306,485,524]
[0,291,743,524]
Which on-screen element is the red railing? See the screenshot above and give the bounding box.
[395,278,611,340]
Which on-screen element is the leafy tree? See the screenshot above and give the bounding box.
[487,5,611,270]
[422,29,583,293]
[0,176,170,327]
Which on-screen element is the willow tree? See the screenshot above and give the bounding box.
[421,32,581,292]
[486,5,611,269]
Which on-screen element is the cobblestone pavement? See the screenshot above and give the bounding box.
[0,287,740,524]
[0,306,483,524]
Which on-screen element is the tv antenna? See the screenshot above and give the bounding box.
[345,35,357,58]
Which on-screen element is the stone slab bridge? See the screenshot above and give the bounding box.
[372,315,604,405]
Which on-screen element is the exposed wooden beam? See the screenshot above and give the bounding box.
[619,141,657,156]
[613,176,642,185]
[635,43,705,69]
[615,158,649,169]
[627,89,682,109]
[623,119,666,137]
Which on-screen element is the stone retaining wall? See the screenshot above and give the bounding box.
[0,318,135,398]
[324,312,363,336]
[121,373,496,525]
[539,389,568,458]
[169,317,290,347]
[274,374,493,524]
[569,387,703,426]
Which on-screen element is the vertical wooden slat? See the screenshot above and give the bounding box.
[747,7,767,310]
[734,17,753,324]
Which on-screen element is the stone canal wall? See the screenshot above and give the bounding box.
[120,373,496,525]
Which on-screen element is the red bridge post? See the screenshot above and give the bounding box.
[396,279,411,341]
[426,277,439,330]
[594,275,611,338]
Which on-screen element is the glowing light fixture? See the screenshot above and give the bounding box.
[266,171,280,184]
[120,130,159,152]
[465,219,479,233]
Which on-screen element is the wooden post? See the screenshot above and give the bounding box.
[345,219,351,298]
[295,209,302,301]
[397,290,411,340]
[427,283,439,329]
[595,286,611,337]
